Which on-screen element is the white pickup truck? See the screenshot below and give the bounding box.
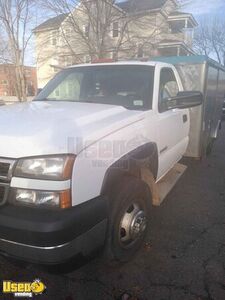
[0,61,203,264]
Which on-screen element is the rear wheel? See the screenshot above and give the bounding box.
[104,176,151,262]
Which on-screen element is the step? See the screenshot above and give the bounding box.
[154,163,187,206]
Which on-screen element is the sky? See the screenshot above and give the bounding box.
[181,0,225,17]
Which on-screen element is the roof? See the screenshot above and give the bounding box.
[168,11,198,26]
[116,0,167,13]
[157,39,196,54]
[33,14,68,32]
[169,11,190,16]
[66,61,161,69]
[159,39,184,44]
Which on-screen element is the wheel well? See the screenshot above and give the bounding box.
[101,142,158,204]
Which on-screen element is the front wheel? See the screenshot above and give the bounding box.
[104,176,152,263]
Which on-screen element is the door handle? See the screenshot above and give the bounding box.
[183,114,188,123]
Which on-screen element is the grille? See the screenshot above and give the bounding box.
[0,159,14,205]
[0,162,10,178]
[0,186,5,202]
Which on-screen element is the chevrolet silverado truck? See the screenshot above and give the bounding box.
[0,61,205,264]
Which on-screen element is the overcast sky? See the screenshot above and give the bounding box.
[181,0,225,17]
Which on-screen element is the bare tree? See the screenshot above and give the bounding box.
[194,18,225,65]
[0,0,35,100]
[0,25,14,64]
[41,0,175,64]
[41,0,130,62]
[0,31,9,63]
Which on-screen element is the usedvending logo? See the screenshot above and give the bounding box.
[2,279,46,298]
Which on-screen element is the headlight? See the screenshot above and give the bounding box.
[11,188,71,209]
[14,155,75,180]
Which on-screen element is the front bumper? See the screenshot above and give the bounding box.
[0,196,108,264]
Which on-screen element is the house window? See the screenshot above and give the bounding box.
[65,28,72,38]
[111,51,118,61]
[64,56,73,66]
[1,80,8,85]
[169,25,180,34]
[84,55,90,63]
[27,81,35,96]
[112,22,119,38]
[51,57,59,72]
[51,31,57,46]
[83,25,89,37]
[25,69,31,77]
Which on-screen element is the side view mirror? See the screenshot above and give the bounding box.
[166,91,203,110]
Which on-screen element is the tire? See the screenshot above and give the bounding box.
[104,176,152,263]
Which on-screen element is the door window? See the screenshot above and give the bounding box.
[159,68,179,112]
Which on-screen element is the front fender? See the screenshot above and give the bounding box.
[101,142,158,196]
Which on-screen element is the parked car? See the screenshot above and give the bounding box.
[0,59,222,265]
[0,100,5,106]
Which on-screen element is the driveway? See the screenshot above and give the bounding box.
[1,126,225,300]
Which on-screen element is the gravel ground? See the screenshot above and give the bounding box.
[0,126,225,300]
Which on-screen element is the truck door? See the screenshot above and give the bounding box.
[156,67,189,180]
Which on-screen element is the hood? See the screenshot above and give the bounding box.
[0,101,144,158]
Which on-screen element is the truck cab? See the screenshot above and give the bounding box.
[0,61,202,264]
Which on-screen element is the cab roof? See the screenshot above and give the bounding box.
[66,60,171,69]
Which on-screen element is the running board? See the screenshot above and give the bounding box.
[154,163,187,206]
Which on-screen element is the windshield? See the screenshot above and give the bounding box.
[35,65,155,111]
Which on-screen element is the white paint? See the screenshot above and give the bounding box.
[154,64,189,179]
[0,61,190,206]
[11,177,71,191]
[0,101,144,158]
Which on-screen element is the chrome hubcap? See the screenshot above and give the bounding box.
[119,203,147,247]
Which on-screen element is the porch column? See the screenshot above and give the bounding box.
[177,46,181,56]
[184,19,189,44]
